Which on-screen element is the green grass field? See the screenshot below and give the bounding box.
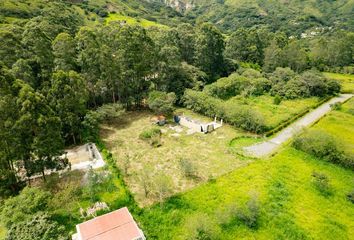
[138,147,354,239]
[324,72,354,93]
[101,110,255,206]
[106,13,168,28]
[312,98,354,155]
[227,95,320,129]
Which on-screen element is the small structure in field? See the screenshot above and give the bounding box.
[66,143,105,171]
[72,207,145,240]
[150,115,166,126]
[174,114,223,134]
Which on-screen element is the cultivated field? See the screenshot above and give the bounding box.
[100,110,255,206]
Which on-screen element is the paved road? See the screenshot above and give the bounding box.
[244,94,353,158]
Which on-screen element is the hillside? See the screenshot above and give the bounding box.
[0,0,183,27]
[158,0,354,34]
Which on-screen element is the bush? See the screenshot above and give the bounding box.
[183,90,267,133]
[293,130,353,169]
[1,187,51,228]
[347,189,354,203]
[204,73,249,99]
[6,212,66,240]
[179,159,198,179]
[312,172,332,196]
[330,102,342,110]
[139,127,161,140]
[139,127,162,147]
[183,213,221,240]
[273,95,282,105]
[235,193,260,228]
[148,91,176,116]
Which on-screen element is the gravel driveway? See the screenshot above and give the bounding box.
[244,94,353,158]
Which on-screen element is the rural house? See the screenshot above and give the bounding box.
[72,207,145,240]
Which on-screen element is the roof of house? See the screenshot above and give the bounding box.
[76,207,143,240]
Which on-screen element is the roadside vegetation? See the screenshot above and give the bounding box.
[324,72,354,93]
[138,148,354,239]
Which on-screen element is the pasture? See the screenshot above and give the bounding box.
[138,147,354,239]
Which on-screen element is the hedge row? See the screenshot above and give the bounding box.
[183,89,267,133]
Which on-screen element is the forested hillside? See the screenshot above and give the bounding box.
[165,0,354,34]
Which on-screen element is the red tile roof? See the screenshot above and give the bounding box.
[76,207,144,240]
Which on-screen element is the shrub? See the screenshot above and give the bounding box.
[183,213,221,240]
[0,187,51,228]
[139,127,162,147]
[179,159,198,179]
[148,91,176,116]
[330,102,342,110]
[183,90,267,133]
[204,73,249,99]
[6,212,66,240]
[273,95,282,105]
[312,172,332,196]
[347,189,354,203]
[293,130,353,169]
[235,193,260,228]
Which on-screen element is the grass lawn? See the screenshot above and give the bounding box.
[106,13,168,28]
[324,72,354,93]
[227,95,320,129]
[312,98,354,155]
[137,147,354,239]
[100,110,255,207]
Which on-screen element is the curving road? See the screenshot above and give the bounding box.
[244,94,353,158]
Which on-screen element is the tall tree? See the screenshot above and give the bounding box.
[176,23,196,64]
[116,25,155,107]
[195,23,225,81]
[76,27,102,107]
[14,81,66,180]
[48,71,88,145]
[225,28,264,65]
[52,33,77,72]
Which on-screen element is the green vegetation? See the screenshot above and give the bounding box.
[324,73,354,93]
[106,13,168,28]
[0,0,353,239]
[184,68,335,133]
[138,147,354,239]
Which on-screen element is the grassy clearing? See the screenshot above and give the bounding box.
[227,95,320,129]
[100,110,254,206]
[137,147,354,239]
[324,72,354,93]
[312,98,354,155]
[106,13,168,28]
